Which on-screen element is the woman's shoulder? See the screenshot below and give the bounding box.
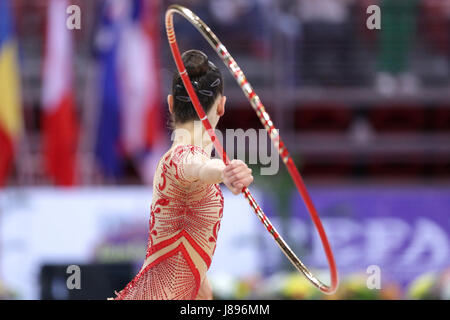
[171,144,209,160]
[160,145,210,185]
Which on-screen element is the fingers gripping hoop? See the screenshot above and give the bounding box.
[165,5,338,294]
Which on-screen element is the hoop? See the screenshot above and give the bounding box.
[165,4,338,294]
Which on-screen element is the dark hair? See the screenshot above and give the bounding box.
[171,50,224,125]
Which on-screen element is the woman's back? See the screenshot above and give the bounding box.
[114,145,224,300]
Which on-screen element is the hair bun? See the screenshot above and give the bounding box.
[182,49,210,78]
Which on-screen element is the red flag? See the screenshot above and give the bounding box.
[42,0,78,186]
[0,129,15,186]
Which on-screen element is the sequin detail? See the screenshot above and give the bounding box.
[113,145,224,300]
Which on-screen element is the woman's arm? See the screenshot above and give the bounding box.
[198,159,226,184]
[184,159,253,194]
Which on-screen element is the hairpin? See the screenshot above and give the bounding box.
[175,78,220,101]
[210,78,221,87]
[175,96,191,102]
[199,90,213,96]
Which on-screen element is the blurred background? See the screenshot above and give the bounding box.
[0,0,449,300]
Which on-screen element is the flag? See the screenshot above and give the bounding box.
[95,0,165,182]
[94,0,126,179]
[42,0,78,186]
[118,0,166,184]
[0,0,22,186]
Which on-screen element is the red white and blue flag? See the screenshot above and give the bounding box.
[95,0,165,183]
[42,0,79,186]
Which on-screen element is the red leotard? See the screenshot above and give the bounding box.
[113,145,224,300]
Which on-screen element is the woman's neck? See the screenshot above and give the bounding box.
[171,120,214,155]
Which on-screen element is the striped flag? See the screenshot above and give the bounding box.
[0,0,22,186]
[95,0,165,182]
[42,0,78,186]
[118,0,165,184]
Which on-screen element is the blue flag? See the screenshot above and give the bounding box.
[94,1,125,179]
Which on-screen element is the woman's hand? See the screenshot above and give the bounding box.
[222,159,254,195]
